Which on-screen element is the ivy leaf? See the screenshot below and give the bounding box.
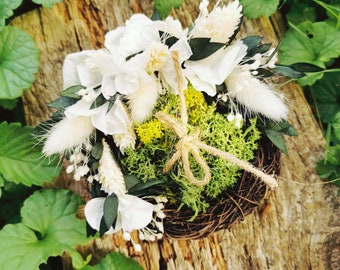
[239,0,280,19]
[311,72,340,123]
[0,189,91,270]
[332,112,340,141]
[0,0,21,30]
[0,122,61,186]
[325,145,340,166]
[31,0,63,8]
[153,0,184,19]
[0,26,39,99]
[83,251,143,270]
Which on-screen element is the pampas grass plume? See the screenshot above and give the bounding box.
[43,116,95,156]
[225,69,288,121]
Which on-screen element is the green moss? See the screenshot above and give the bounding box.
[122,87,261,216]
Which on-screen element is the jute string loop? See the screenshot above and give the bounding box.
[155,51,278,189]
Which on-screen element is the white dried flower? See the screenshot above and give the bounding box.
[43,116,95,156]
[98,139,126,195]
[225,68,288,121]
[192,0,242,43]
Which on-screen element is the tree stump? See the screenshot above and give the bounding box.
[11,0,340,269]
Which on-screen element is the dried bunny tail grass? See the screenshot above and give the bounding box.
[127,78,161,124]
[225,68,288,121]
[42,116,95,156]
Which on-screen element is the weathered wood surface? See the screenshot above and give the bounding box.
[11,0,340,269]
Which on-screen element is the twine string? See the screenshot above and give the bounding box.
[155,51,278,189]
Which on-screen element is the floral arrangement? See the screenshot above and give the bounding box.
[40,0,299,247]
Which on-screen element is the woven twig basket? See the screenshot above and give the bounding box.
[163,137,280,239]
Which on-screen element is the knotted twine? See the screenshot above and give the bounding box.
[155,51,278,189]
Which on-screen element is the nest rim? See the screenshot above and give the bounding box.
[162,137,280,240]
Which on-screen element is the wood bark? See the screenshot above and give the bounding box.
[11,0,340,269]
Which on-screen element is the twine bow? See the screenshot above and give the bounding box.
[155,51,278,189]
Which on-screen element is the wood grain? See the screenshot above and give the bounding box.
[11,0,340,269]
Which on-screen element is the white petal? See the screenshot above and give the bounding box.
[184,42,247,88]
[84,197,105,231]
[62,51,102,89]
[64,96,98,118]
[118,194,154,232]
[101,76,117,100]
[92,99,130,134]
[43,116,95,156]
[226,69,288,121]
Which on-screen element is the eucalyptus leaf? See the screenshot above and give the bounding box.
[240,0,280,18]
[60,85,84,99]
[124,175,141,190]
[0,122,61,186]
[90,94,106,110]
[273,65,305,79]
[103,195,118,230]
[48,96,79,109]
[241,36,263,51]
[264,129,288,155]
[289,63,324,72]
[0,26,39,99]
[189,38,224,61]
[0,189,90,270]
[91,142,103,160]
[128,179,164,194]
[83,251,143,270]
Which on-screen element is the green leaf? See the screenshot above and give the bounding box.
[240,0,280,18]
[311,72,340,123]
[0,0,22,30]
[0,98,18,110]
[289,62,324,73]
[90,94,106,110]
[31,0,63,8]
[279,21,340,85]
[264,129,288,155]
[124,175,141,190]
[189,38,224,61]
[241,36,263,51]
[0,189,90,270]
[0,26,39,99]
[315,159,338,179]
[103,195,118,229]
[84,251,143,270]
[286,3,316,25]
[325,145,340,165]
[0,173,4,198]
[332,112,340,141]
[48,96,78,109]
[273,65,305,78]
[0,122,61,186]
[60,85,84,99]
[154,0,184,19]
